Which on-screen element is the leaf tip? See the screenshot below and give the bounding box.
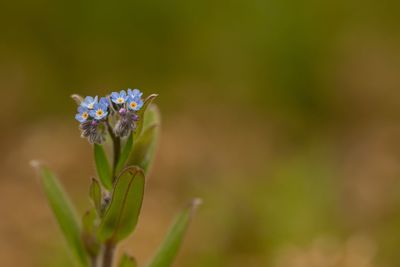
[192,198,203,208]
[144,94,158,105]
[71,94,84,105]
[30,160,47,176]
[190,198,202,215]
[121,165,145,177]
[30,159,41,169]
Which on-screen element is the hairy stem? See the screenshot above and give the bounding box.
[102,241,116,267]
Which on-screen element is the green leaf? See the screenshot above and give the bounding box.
[82,209,97,233]
[89,178,102,214]
[93,143,112,190]
[121,104,161,175]
[71,94,84,105]
[97,166,145,242]
[129,124,159,175]
[31,161,89,267]
[143,104,161,130]
[146,199,202,267]
[134,94,158,140]
[116,133,133,174]
[119,253,138,267]
[81,209,100,257]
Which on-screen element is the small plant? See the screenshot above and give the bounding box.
[31,89,201,267]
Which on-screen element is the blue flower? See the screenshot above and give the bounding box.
[110,90,128,105]
[127,88,143,99]
[89,103,108,120]
[81,96,98,109]
[75,106,90,123]
[127,88,144,111]
[99,96,110,107]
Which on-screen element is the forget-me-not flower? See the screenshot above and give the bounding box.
[127,88,144,111]
[99,96,109,107]
[111,90,128,105]
[127,88,143,99]
[73,88,149,143]
[75,106,90,123]
[89,103,108,120]
[81,96,98,109]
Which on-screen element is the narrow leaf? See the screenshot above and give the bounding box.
[81,209,100,257]
[122,104,161,174]
[143,104,161,130]
[116,133,133,174]
[31,161,89,267]
[93,143,112,190]
[71,94,84,105]
[82,209,97,233]
[97,166,145,242]
[134,94,158,140]
[89,178,102,214]
[119,253,138,267]
[146,199,202,267]
[129,124,159,174]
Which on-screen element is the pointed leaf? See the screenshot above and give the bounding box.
[134,94,158,140]
[146,199,202,267]
[122,104,161,175]
[89,178,102,214]
[143,104,161,130]
[116,133,134,174]
[129,124,159,175]
[119,253,138,267]
[97,166,145,242]
[82,209,97,233]
[31,162,89,267]
[94,143,112,190]
[81,209,101,257]
[71,94,84,105]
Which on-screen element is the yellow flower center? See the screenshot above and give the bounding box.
[117,98,124,103]
[88,103,94,109]
[96,110,104,116]
[130,101,137,109]
[82,112,89,119]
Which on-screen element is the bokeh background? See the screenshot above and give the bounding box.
[1,1,400,266]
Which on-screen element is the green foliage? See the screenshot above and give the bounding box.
[94,143,113,190]
[129,125,159,174]
[33,94,199,267]
[143,104,161,130]
[116,133,134,174]
[31,162,89,267]
[118,253,137,267]
[117,99,159,175]
[147,199,202,267]
[131,104,160,174]
[81,209,100,257]
[133,94,158,140]
[89,178,102,215]
[97,166,145,242]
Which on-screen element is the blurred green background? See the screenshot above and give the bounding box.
[1,0,400,266]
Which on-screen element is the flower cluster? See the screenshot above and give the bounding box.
[74,89,144,143]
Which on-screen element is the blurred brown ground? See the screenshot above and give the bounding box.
[1,0,400,266]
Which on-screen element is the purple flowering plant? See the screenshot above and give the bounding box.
[31,89,201,267]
